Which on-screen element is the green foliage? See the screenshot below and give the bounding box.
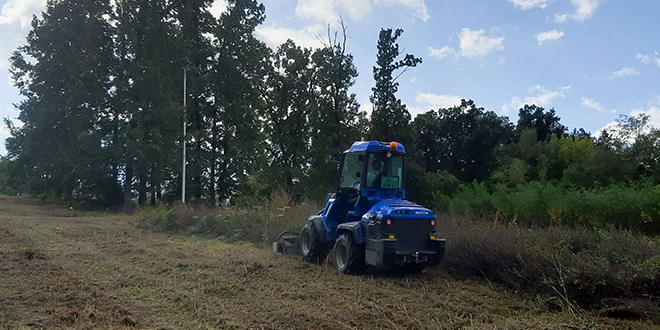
[516,105,566,141]
[8,0,660,241]
[445,181,494,217]
[413,99,515,181]
[137,207,177,231]
[369,28,421,145]
[438,181,660,232]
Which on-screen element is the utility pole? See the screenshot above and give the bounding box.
[182,62,189,204]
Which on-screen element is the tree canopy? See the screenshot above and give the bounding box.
[3,0,659,212]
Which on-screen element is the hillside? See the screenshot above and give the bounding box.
[0,196,654,329]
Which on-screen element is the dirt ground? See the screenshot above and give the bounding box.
[0,196,656,329]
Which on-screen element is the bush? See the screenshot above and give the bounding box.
[440,216,660,317]
[138,190,321,245]
[441,181,660,233]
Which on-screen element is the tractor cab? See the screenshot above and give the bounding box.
[327,141,406,227]
[294,141,446,274]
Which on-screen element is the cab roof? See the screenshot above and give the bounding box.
[345,141,406,154]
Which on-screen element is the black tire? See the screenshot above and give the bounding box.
[333,233,366,274]
[300,223,329,264]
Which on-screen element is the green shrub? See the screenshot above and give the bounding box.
[137,207,177,231]
[442,181,660,233]
[448,181,493,217]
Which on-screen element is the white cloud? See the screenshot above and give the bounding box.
[294,0,428,23]
[580,97,615,113]
[295,0,344,23]
[611,66,640,78]
[636,53,652,65]
[208,0,228,19]
[255,25,324,49]
[457,28,504,58]
[416,92,462,109]
[0,0,46,29]
[555,0,604,23]
[636,52,660,67]
[0,0,47,69]
[427,46,455,59]
[507,0,554,10]
[596,105,660,139]
[536,30,564,45]
[501,85,571,114]
[359,97,373,116]
[374,0,430,22]
[408,92,462,117]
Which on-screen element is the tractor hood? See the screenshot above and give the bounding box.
[361,199,435,221]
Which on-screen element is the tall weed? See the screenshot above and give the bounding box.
[440,216,660,316]
[138,190,321,245]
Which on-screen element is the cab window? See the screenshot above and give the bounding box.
[339,153,363,189]
[366,153,404,189]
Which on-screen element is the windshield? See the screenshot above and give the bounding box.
[365,153,404,189]
[339,153,363,189]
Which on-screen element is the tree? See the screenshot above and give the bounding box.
[207,0,270,205]
[173,0,217,204]
[369,28,421,145]
[516,104,566,141]
[8,0,118,203]
[113,0,184,209]
[306,20,362,197]
[265,40,315,195]
[413,99,515,181]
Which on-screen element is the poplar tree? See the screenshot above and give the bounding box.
[369,28,421,145]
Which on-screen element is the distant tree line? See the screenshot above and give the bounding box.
[2,0,659,218]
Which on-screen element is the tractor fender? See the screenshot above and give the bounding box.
[308,215,328,243]
[337,222,364,245]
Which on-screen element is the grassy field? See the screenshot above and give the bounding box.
[0,196,656,329]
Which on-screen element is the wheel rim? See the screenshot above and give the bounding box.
[301,230,310,255]
[336,243,348,269]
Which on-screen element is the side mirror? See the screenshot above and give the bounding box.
[325,154,340,164]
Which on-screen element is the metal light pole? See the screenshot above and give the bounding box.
[182,63,189,204]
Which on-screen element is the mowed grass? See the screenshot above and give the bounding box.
[0,197,656,329]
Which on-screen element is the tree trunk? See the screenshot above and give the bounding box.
[209,117,217,207]
[150,165,157,206]
[122,165,133,213]
[138,174,147,205]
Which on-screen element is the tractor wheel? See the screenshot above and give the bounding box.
[300,223,329,264]
[333,233,366,274]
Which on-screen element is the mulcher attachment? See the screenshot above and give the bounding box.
[273,231,301,255]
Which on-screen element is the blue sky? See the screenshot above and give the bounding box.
[0,0,659,155]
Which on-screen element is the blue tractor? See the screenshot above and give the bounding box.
[298,141,446,274]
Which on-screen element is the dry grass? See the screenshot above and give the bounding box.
[440,215,660,320]
[137,189,321,245]
[0,196,658,329]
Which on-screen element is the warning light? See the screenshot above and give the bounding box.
[389,141,397,149]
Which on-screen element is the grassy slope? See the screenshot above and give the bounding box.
[0,197,654,330]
